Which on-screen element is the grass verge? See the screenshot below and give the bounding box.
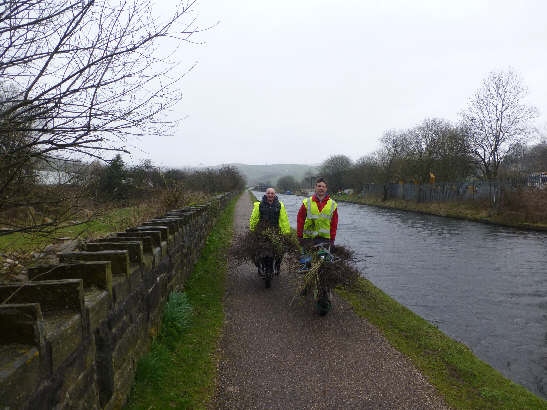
[336,279,547,409]
[124,196,237,409]
[333,193,547,231]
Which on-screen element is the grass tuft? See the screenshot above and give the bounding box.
[158,292,193,349]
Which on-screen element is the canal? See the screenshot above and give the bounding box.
[263,191,546,399]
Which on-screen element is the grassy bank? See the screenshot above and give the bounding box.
[0,199,209,253]
[333,193,547,231]
[124,196,237,409]
[337,280,546,409]
[0,206,149,252]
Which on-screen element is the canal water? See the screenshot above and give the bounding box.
[261,192,546,399]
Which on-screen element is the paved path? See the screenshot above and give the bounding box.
[211,192,449,409]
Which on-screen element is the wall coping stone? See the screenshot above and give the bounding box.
[27,261,112,295]
[120,230,161,247]
[126,226,167,242]
[84,241,143,264]
[143,219,179,235]
[59,251,130,277]
[110,233,155,253]
[0,303,45,346]
[0,279,85,316]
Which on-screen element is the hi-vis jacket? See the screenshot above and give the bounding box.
[249,196,291,234]
[296,194,338,240]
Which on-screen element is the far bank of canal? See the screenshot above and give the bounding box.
[268,192,546,399]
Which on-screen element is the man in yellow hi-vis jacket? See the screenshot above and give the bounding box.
[296,177,338,248]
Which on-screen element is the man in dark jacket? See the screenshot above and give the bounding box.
[249,188,290,274]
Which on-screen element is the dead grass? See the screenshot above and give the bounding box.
[500,188,547,225]
[337,189,547,230]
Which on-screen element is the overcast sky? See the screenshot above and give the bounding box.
[128,0,547,168]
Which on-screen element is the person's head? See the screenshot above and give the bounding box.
[265,187,276,203]
[314,177,328,198]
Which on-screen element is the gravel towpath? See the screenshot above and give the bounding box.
[211,192,450,409]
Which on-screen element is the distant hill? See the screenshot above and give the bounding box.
[230,163,320,187]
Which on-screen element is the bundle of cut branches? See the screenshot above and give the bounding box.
[230,222,299,265]
[292,244,360,295]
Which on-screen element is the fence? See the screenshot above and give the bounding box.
[360,181,520,203]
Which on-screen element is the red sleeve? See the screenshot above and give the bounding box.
[330,207,338,242]
[296,203,307,238]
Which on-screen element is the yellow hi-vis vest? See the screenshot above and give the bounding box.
[302,197,337,239]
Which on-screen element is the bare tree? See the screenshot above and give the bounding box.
[412,118,473,183]
[460,69,538,182]
[348,153,383,189]
[378,129,412,183]
[526,142,547,171]
[320,155,353,192]
[0,0,201,231]
[375,120,474,188]
[276,175,298,193]
[503,141,547,177]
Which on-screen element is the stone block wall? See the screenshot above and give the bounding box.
[0,193,233,410]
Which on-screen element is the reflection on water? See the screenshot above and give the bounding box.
[268,192,547,399]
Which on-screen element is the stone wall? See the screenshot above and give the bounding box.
[0,193,233,410]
